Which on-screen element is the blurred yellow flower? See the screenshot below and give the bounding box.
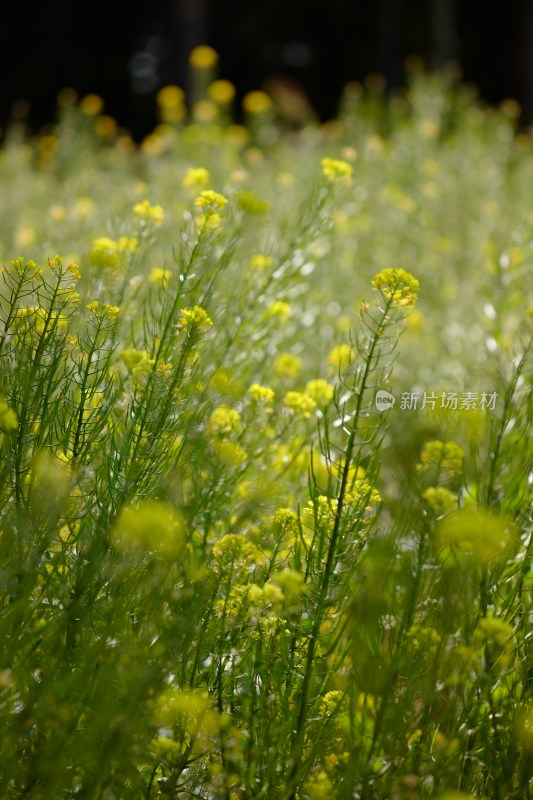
[189,45,219,69]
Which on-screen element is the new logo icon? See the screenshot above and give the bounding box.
[375,390,395,412]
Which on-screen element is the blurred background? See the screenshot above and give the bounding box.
[2,0,533,138]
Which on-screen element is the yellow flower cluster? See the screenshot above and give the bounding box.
[249,254,273,270]
[0,396,17,431]
[242,91,272,115]
[120,348,155,375]
[417,440,464,481]
[422,486,457,516]
[182,167,210,190]
[194,190,228,211]
[208,80,236,105]
[112,500,184,558]
[133,199,165,226]
[189,45,219,70]
[437,507,513,566]
[194,190,229,229]
[156,85,186,122]
[371,267,419,307]
[321,157,353,183]
[178,305,213,332]
[212,533,264,567]
[86,300,120,320]
[328,344,352,370]
[265,300,291,321]
[248,384,275,405]
[274,352,302,377]
[11,257,41,280]
[88,236,137,269]
[148,267,172,287]
[207,405,241,435]
[283,391,317,418]
[305,378,334,405]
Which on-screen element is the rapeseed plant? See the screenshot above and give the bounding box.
[0,49,531,800]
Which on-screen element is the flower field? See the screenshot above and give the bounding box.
[0,54,532,799]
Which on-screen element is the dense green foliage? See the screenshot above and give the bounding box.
[0,64,532,799]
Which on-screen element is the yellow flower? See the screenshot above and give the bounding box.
[112,501,184,558]
[208,80,236,105]
[194,190,228,211]
[417,440,464,482]
[133,199,165,226]
[328,343,352,370]
[212,440,247,466]
[80,94,104,115]
[283,391,316,418]
[192,99,218,122]
[422,486,457,517]
[321,157,353,183]
[207,406,241,435]
[117,236,138,252]
[120,349,154,375]
[243,91,272,115]
[236,190,271,215]
[182,167,210,190]
[265,300,291,322]
[0,397,17,431]
[274,352,302,377]
[149,267,172,287]
[371,267,419,307]
[437,507,514,566]
[178,305,213,332]
[305,378,334,405]
[189,45,219,69]
[249,254,273,270]
[86,300,119,320]
[94,115,117,137]
[156,85,185,108]
[87,237,121,269]
[248,384,275,405]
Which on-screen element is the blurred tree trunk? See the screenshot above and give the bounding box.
[167,0,208,93]
[520,0,533,123]
[432,0,459,67]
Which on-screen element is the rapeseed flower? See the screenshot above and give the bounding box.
[371,267,419,307]
[249,254,273,270]
[283,391,316,418]
[305,378,334,405]
[120,349,154,375]
[207,405,241,435]
[417,440,464,482]
[321,157,353,183]
[328,344,351,370]
[0,396,17,431]
[189,45,219,70]
[208,79,236,105]
[274,352,302,377]
[242,91,272,115]
[264,300,291,321]
[182,167,210,190]
[178,305,213,332]
[437,507,513,566]
[112,500,184,558]
[248,384,275,405]
[422,486,456,516]
[133,199,165,226]
[148,267,172,287]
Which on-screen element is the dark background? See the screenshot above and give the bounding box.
[3,0,533,139]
